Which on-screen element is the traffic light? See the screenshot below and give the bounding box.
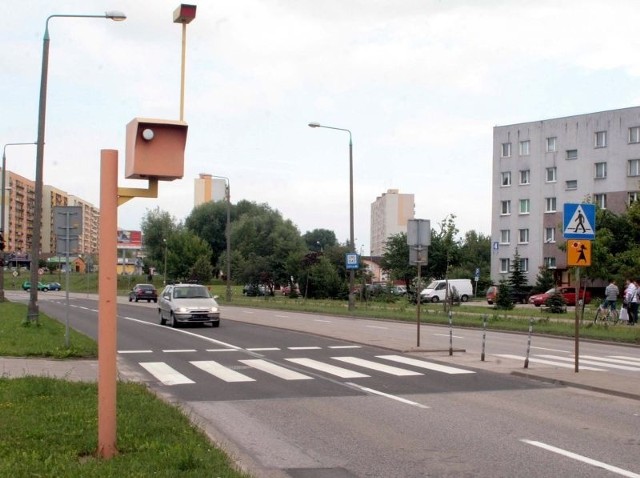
[0,232,5,251]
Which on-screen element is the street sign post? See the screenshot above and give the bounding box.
[407,219,431,347]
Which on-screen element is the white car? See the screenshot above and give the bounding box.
[158,283,221,328]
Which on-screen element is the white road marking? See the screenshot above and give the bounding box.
[191,360,255,383]
[206,348,240,352]
[531,346,570,353]
[118,350,153,354]
[332,357,423,376]
[582,355,640,366]
[610,355,640,363]
[521,439,640,478]
[288,346,322,350]
[139,362,194,386]
[163,349,197,353]
[537,355,640,371]
[346,382,429,409]
[366,325,388,330]
[239,359,313,380]
[314,319,332,323]
[433,333,464,339]
[246,347,281,352]
[275,314,290,318]
[495,354,605,371]
[329,345,362,349]
[378,355,476,375]
[286,358,370,378]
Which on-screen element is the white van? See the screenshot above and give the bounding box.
[420,279,473,303]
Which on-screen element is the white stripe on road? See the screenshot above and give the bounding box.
[521,439,640,478]
[537,355,640,371]
[288,346,322,350]
[239,359,313,380]
[332,357,423,376]
[118,350,153,354]
[346,382,430,409]
[495,354,605,371]
[285,358,370,378]
[610,355,640,363]
[314,319,332,323]
[163,349,197,353]
[433,333,464,339]
[190,360,255,382]
[366,325,388,330]
[139,362,194,386]
[275,314,290,318]
[206,348,240,352]
[378,355,476,375]
[329,345,362,349]
[246,347,281,352]
[531,346,570,353]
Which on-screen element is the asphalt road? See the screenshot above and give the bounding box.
[25,294,640,477]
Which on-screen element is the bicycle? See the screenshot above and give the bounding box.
[593,302,620,325]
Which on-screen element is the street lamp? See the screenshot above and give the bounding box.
[308,122,356,311]
[27,11,126,323]
[1,142,36,302]
[163,238,168,286]
[211,175,232,302]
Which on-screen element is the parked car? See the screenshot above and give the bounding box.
[47,282,62,291]
[486,285,530,305]
[390,285,407,296]
[21,281,49,291]
[528,287,592,307]
[129,283,158,303]
[158,283,220,327]
[243,284,269,296]
[420,279,473,302]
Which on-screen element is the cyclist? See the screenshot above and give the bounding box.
[603,279,619,312]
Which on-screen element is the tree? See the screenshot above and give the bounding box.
[303,229,338,252]
[140,207,180,273]
[185,201,230,276]
[509,248,528,298]
[425,214,459,279]
[165,230,213,283]
[380,232,417,291]
[532,265,555,294]
[495,279,514,310]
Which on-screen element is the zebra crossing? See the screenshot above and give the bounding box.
[494,353,640,372]
[131,352,476,386]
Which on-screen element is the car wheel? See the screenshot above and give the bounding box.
[460,295,469,302]
[147,299,151,303]
[153,299,157,303]
[129,296,132,302]
[431,296,439,303]
[211,321,220,328]
[170,313,179,328]
[135,298,139,303]
[42,288,48,292]
[159,310,166,326]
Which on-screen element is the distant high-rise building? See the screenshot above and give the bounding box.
[194,173,226,206]
[370,189,415,257]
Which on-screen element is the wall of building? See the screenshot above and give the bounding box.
[370,189,415,257]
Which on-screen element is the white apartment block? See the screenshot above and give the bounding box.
[370,189,415,257]
[491,106,640,285]
[194,173,227,207]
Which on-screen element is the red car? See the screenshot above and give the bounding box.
[528,287,591,307]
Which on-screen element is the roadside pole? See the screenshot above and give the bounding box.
[407,219,430,348]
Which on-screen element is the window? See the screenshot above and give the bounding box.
[544,257,557,269]
[545,197,557,212]
[566,180,578,190]
[545,167,557,182]
[629,159,640,177]
[519,140,530,156]
[500,200,511,215]
[501,171,512,186]
[595,162,607,179]
[501,143,512,158]
[595,131,607,148]
[566,149,578,160]
[500,229,511,244]
[518,229,529,244]
[594,193,607,209]
[544,227,556,243]
[519,199,530,214]
[500,258,510,273]
[519,170,530,185]
[629,192,640,205]
[630,127,640,144]
[546,137,557,152]
[519,258,529,273]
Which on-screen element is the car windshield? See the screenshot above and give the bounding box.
[173,286,210,299]
[545,288,557,294]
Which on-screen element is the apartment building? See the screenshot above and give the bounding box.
[194,173,227,206]
[0,170,100,258]
[491,106,640,285]
[370,189,415,257]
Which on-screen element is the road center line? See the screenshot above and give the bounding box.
[366,325,388,330]
[520,439,640,477]
[346,382,429,409]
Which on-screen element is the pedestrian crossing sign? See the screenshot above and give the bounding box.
[563,203,595,239]
[567,240,591,266]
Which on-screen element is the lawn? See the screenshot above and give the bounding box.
[0,300,250,478]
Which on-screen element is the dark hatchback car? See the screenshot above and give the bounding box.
[129,283,158,303]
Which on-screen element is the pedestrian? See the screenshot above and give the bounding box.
[624,279,638,325]
[603,279,619,311]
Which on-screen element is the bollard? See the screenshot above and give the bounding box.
[524,318,533,369]
[481,314,487,362]
[448,310,453,356]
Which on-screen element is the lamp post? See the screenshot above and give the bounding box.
[163,238,168,286]
[27,11,126,323]
[212,175,232,302]
[308,122,356,311]
[1,142,36,302]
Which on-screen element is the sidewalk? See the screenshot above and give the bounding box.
[1,357,98,382]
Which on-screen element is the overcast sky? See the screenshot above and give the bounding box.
[3,0,640,254]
